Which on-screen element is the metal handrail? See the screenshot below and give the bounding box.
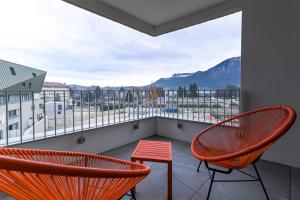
[0,89,240,146]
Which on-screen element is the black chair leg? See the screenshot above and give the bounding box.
[130,189,136,200]
[197,160,202,172]
[206,170,215,200]
[253,163,270,200]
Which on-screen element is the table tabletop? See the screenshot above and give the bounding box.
[131,140,172,163]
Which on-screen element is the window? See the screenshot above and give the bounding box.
[8,95,18,104]
[22,83,26,87]
[9,123,18,130]
[0,96,5,106]
[32,73,36,77]
[58,105,62,111]
[29,83,32,89]
[39,104,44,109]
[0,130,3,140]
[8,109,18,119]
[9,67,16,75]
[0,114,4,124]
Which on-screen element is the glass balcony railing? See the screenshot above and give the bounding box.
[0,89,240,146]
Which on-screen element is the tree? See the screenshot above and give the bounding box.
[225,84,240,98]
[189,83,198,97]
[95,86,101,98]
[225,84,239,91]
[125,91,133,102]
[183,86,187,97]
[178,86,183,97]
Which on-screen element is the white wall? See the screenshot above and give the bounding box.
[241,0,300,167]
[155,117,209,143]
[11,119,155,154]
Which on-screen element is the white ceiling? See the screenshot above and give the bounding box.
[62,0,242,36]
[101,0,228,26]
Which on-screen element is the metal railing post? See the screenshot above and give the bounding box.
[182,91,184,120]
[80,91,83,131]
[216,90,219,123]
[95,90,98,127]
[118,90,121,123]
[113,90,115,124]
[54,91,57,136]
[192,90,195,121]
[43,91,46,137]
[64,90,66,134]
[177,90,179,120]
[5,92,8,145]
[187,90,189,120]
[210,90,212,124]
[128,90,130,121]
[107,90,110,125]
[72,90,75,132]
[101,90,104,126]
[223,90,226,120]
[32,91,35,140]
[230,90,233,118]
[137,90,140,120]
[88,90,91,129]
[19,91,22,142]
[198,90,200,122]
[159,90,162,117]
[204,90,206,123]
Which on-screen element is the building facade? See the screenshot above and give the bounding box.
[0,59,46,141]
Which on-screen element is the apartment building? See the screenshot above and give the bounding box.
[42,82,70,102]
[0,59,46,141]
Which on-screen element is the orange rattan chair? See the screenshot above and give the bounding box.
[191,106,296,200]
[0,148,150,200]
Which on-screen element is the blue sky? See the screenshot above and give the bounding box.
[0,0,241,87]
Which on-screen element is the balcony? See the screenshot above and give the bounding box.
[2,134,300,200]
[0,0,299,199]
[0,89,299,199]
[0,89,240,146]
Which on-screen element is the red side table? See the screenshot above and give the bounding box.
[131,140,172,200]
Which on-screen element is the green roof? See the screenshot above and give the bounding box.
[0,59,46,92]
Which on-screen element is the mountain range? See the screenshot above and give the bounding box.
[151,57,240,89]
[68,57,240,90]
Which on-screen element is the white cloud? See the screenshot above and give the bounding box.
[0,0,241,86]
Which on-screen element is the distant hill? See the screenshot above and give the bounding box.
[151,57,240,89]
[68,84,90,91]
[68,57,240,90]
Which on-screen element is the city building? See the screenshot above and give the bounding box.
[0,59,46,142]
[42,82,70,102]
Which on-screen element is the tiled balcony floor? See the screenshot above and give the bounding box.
[103,136,300,200]
[0,136,299,200]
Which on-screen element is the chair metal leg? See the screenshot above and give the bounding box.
[253,163,270,200]
[206,170,215,200]
[197,160,202,172]
[130,189,136,200]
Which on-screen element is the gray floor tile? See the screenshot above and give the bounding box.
[1,136,299,200]
[255,160,290,199]
[0,193,14,200]
[292,167,300,200]
[102,141,138,160]
[191,179,267,200]
[134,165,195,200]
[191,160,291,200]
[172,151,209,191]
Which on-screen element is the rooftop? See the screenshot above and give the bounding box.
[43,82,69,89]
